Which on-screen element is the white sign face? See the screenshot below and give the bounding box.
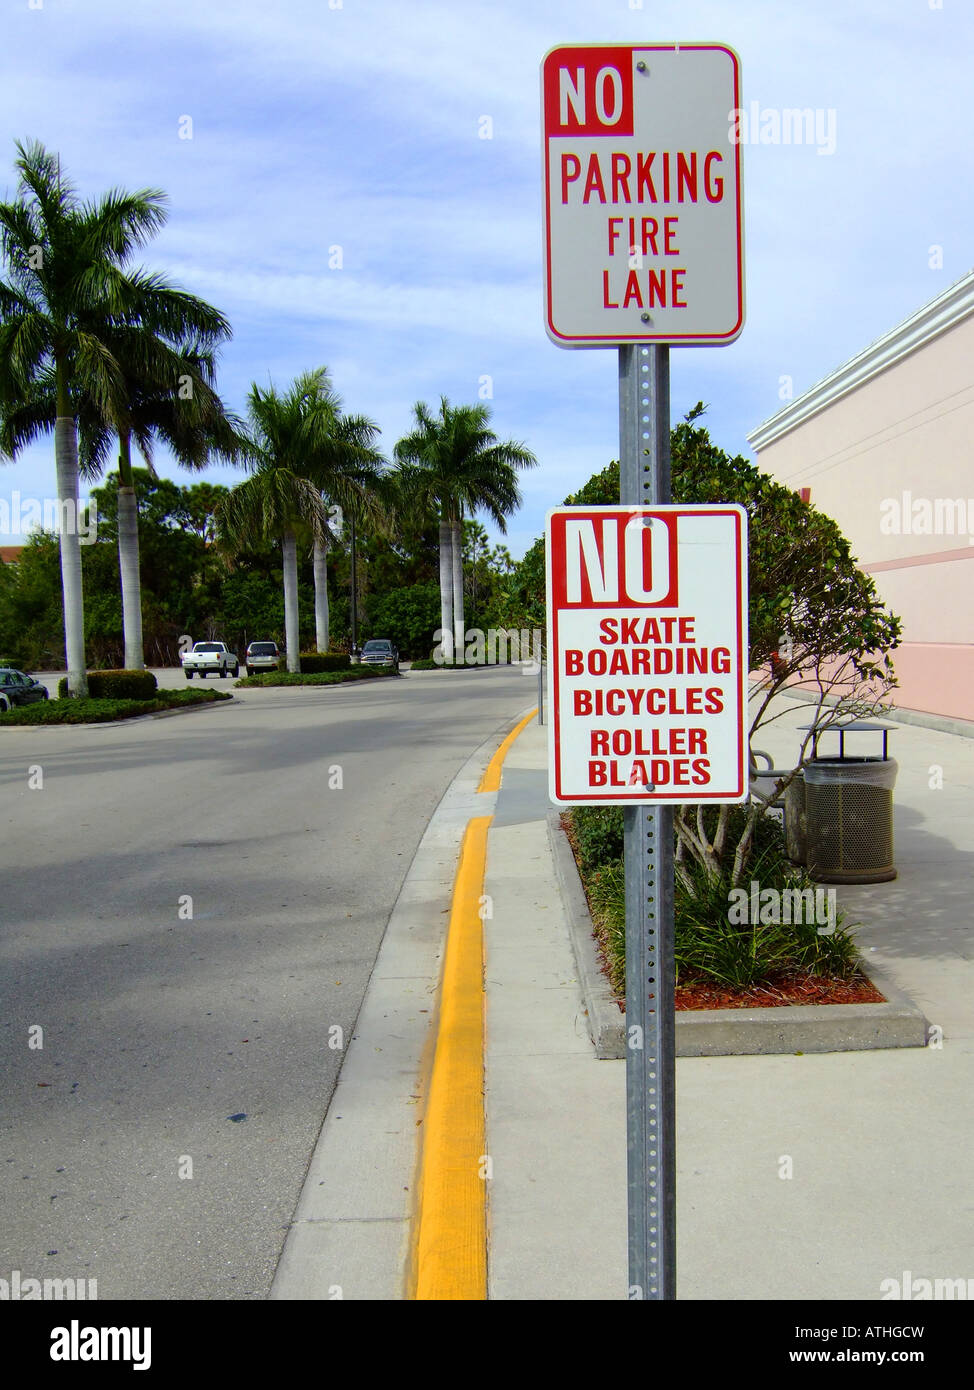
[542,43,744,347]
[546,505,749,804]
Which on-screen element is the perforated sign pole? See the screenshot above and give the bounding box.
[620,344,676,1301]
[541,39,745,1302]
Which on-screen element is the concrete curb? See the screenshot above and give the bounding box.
[410,816,491,1300]
[548,812,930,1058]
[269,703,535,1300]
[547,812,625,1059]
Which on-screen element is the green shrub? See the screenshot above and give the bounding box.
[57,669,158,700]
[0,687,229,724]
[407,657,503,670]
[569,803,787,880]
[568,806,624,874]
[586,861,627,998]
[673,842,860,989]
[235,667,396,688]
[567,805,862,995]
[298,652,351,673]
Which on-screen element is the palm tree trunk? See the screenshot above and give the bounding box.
[349,511,358,651]
[438,518,454,664]
[54,383,87,696]
[116,432,144,671]
[313,535,330,652]
[282,530,301,672]
[451,512,465,665]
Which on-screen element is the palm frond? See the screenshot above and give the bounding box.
[79,188,169,261]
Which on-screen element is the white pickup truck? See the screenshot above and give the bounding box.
[181,641,240,679]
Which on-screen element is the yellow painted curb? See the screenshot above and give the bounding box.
[477,709,538,793]
[410,815,492,1300]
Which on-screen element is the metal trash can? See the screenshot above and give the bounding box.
[803,756,898,884]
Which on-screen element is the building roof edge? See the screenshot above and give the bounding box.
[748,269,974,450]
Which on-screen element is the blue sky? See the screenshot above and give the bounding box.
[2,0,971,557]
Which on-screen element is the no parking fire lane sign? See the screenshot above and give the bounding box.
[542,43,745,346]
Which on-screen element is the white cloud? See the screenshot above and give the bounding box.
[3,0,974,559]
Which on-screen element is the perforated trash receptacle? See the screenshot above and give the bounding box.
[804,757,898,884]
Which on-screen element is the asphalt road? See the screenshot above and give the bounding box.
[0,668,535,1299]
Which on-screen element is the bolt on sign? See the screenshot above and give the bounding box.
[546,505,748,804]
[541,43,744,346]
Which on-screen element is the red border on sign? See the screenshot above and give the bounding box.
[548,506,747,803]
[541,43,744,346]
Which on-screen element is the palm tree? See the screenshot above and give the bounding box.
[108,340,241,669]
[0,139,229,692]
[2,335,241,670]
[214,372,338,672]
[393,399,536,663]
[292,369,386,653]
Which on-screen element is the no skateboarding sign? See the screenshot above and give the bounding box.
[546,505,748,804]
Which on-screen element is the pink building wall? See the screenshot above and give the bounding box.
[749,279,974,725]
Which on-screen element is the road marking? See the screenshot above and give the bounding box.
[410,815,492,1300]
[477,709,538,793]
[409,709,537,1298]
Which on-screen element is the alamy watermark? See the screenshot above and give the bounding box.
[728,102,837,156]
[50,1320,150,1371]
[880,1270,974,1300]
[879,492,974,543]
[1,1268,97,1299]
[0,493,98,544]
[728,880,837,936]
[432,627,543,672]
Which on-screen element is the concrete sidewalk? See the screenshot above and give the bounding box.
[483,702,974,1300]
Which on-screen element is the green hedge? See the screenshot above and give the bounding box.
[407,658,511,671]
[298,652,351,673]
[235,668,396,688]
[1,688,230,725]
[58,669,159,700]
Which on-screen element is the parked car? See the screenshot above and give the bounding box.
[181,641,240,679]
[360,638,399,669]
[0,668,49,711]
[245,640,281,673]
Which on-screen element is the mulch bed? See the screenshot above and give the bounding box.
[674,972,885,1011]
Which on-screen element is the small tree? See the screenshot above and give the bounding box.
[494,407,902,884]
[667,406,901,884]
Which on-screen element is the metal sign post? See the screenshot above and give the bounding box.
[620,345,676,1300]
[541,41,746,1304]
